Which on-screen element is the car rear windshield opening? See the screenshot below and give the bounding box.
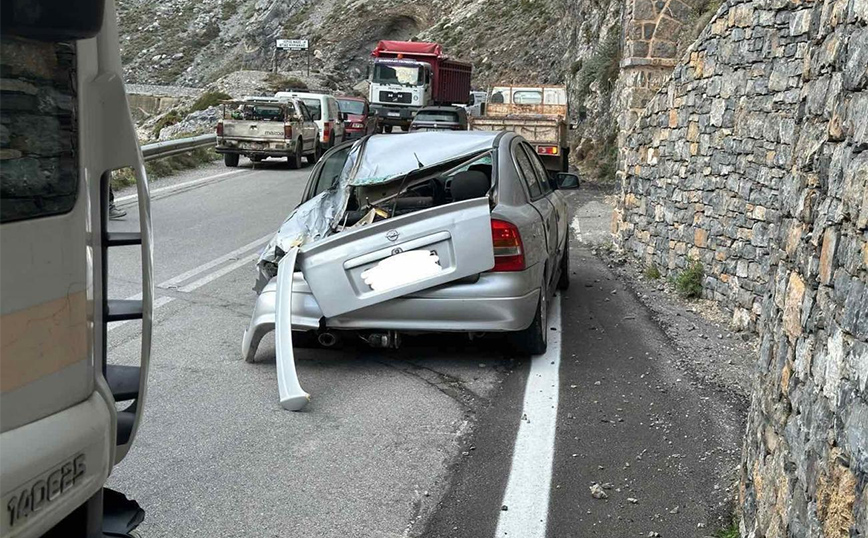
[338,100,365,115]
[300,99,322,120]
[416,111,459,122]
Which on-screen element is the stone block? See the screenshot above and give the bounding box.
[784,271,806,340]
[819,227,838,285]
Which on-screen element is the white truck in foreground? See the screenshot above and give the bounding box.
[1,1,151,536]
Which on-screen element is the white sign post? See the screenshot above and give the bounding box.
[274,39,311,77]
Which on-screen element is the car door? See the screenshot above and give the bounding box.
[297,102,317,151]
[526,142,568,266]
[298,196,495,317]
[514,141,558,290]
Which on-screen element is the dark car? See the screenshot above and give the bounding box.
[409,106,468,132]
[337,96,377,140]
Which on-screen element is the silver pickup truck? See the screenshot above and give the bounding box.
[216,98,320,168]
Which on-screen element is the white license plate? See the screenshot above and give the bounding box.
[387,112,400,117]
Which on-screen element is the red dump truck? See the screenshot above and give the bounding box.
[368,41,472,132]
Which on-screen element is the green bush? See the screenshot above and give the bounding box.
[574,24,621,114]
[265,73,307,92]
[715,521,739,538]
[190,91,232,112]
[152,109,184,138]
[644,264,661,280]
[675,258,704,298]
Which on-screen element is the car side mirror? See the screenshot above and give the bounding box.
[556,172,580,189]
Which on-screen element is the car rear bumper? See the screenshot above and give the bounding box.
[216,139,296,156]
[370,105,415,126]
[241,269,541,360]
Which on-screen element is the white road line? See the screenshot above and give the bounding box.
[115,169,247,205]
[160,233,272,289]
[495,296,562,538]
[107,237,269,332]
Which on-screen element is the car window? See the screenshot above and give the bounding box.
[311,145,353,198]
[328,99,339,121]
[300,98,322,120]
[298,102,312,121]
[513,143,543,199]
[523,143,553,195]
[513,90,543,104]
[415,111,459,122]
[1,39,78,223]
[338,99,365,115]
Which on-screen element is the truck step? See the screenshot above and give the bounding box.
[106,365,139,402]
[106,300,143,322]
[105,232,142,247]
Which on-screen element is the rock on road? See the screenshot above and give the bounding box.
[107,158,745,537]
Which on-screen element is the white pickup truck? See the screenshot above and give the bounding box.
[216,98,319,168]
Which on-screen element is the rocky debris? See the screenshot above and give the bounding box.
[589,483,608,499]
[157,106,221,140]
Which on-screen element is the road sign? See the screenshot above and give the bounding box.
[276,39,308,51]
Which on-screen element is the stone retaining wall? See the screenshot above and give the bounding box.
[613,0,867,534]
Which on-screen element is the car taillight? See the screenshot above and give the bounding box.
[490,219,525,272]
[216,122,223,136]
[284,124,292,138]
[322,122,331,143]
[537,145,559,155]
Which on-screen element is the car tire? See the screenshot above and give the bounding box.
[508,289,548,356]
[288,143,302,169]
[224,153,239,167]
[384,125,393,134]
[401,125,409,132]
[297,138,309,168]
[557,240,570,290]
[251,155,263,163]
[311,142,323,163]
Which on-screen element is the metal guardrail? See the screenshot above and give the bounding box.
[141,133,215,162]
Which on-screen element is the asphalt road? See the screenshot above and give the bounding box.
[106,160,744,537]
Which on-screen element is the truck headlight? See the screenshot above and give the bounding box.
[413,94,419,102]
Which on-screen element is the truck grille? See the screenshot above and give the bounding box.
[378,91,412,104]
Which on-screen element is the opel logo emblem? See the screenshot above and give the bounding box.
[386,230,399,242]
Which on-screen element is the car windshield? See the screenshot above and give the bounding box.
[373,63,421,86]
[338,99,365,115]
[299,98,322,120]
[415,111,459,122]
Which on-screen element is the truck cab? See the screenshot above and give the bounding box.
[368,59,432,132]
[367,41,471,133]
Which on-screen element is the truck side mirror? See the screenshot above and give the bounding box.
[555,172,580,189]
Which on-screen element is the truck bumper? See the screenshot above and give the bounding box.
[370,106,416,127]
[216,140,296,158]
[0,391,113,538]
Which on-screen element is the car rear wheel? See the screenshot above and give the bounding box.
[557,240,570,290]
[224,153,239,167]
[288,142,302,169]
[384,125,393,134]
[508,290,548,356]
[309,142,323,164]
[400,125,409,132]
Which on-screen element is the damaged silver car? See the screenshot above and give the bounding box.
[241,131,578,410]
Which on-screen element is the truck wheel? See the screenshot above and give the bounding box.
[401,125,409,132]
[384,125,393,134]
[224,153,239,167]
[507,290,548,356]
[288,143,302,169]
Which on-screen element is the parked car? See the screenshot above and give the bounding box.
[275,91,346,153]
[242,131,580,382]
[337,96,377,140]
[216,98,319,168]
[409,106,468,131]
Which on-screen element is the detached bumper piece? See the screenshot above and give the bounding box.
[273,249,310,411]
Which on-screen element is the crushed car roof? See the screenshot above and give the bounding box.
[347,131,498,186]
